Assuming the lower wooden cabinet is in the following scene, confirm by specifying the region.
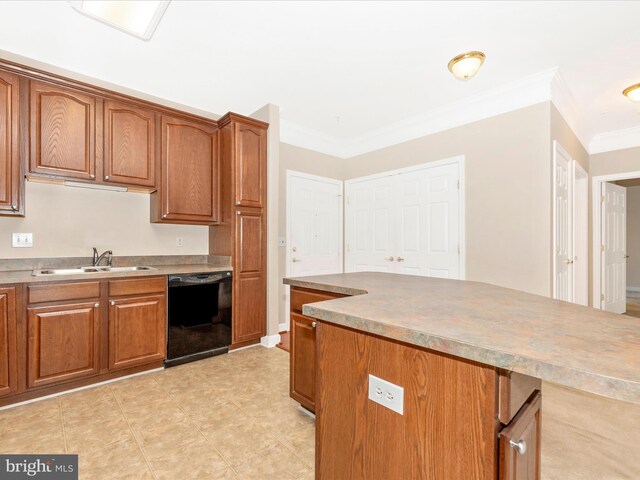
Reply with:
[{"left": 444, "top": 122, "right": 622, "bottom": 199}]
[
  {"left": 27, "top": 301, "right": 101, "bottom": 389},
  {"left": 499, "top": 391, "right": 542, "bottom": 480},
  {"left": 290, "top": 312, "right": 316, "bottom": 411},
  {"left": 289, "top": 287, "right": 347, "bottom": 412},
  {"left": 109, "top": 294, "right": 166, "bottom": 371},
  {"left": 0, "top": 287, "right": 18, "bottom": 397}
]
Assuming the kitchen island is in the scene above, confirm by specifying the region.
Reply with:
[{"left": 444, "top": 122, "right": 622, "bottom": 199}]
[{"left": 284, "top": 272, "right": 640, "bottom": 479}]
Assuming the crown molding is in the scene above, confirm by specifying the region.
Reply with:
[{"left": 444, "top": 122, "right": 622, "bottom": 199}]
[
  {"left": 279, "top": 119, "right": 346, "bottom": 158},
  {"left": 550, "top": 71, "right": 591, "bottom": 151},
  {"left": 280, "top": 69, "right": 559, "bottom": 159},
  {"left": 589, "top": 125, "right": 640, "bottom": 155}
]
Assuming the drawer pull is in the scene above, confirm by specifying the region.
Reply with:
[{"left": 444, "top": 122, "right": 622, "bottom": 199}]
[
  {"left": 111, "top": 301, "right": 115, "bottom": 306},
  {"left": 311, "top": 321, "right": 317, "bottom": 328},
  {"left": 509, "top": 439, "right": 527, "bottom": 455},
  {"left": 94, "top": 303, "right": 100, "bottom": 308}
]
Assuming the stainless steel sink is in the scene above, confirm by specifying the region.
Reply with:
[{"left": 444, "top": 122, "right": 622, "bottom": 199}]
[{"left": 32, "top": 266, "right": 157, "bottom": 276}]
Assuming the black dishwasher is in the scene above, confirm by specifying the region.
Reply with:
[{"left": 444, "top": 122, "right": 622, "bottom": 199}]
[{"left": 165, "top": 271, "right": 232, "bottom": 367}]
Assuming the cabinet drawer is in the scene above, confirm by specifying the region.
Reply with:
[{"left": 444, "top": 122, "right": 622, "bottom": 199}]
[
  {"left": 498, "top": 370, "right": 542, "bottom": 424},
  {"left": 28, "top": 281, "right": 101, "bottom": 304},
  {"left": 290, "top": 287, "right": 347, "bottom": 313},
  {"left": 108, "top": 277, "right": 166, "bottom": 297}
]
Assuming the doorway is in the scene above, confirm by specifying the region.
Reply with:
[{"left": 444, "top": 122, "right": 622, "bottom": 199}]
[
  {"left": 592, "top": 170, "right": 640, "bottom": 314},
  {"left": 284, "top": 170, "right": 343, "bottom": 330}
]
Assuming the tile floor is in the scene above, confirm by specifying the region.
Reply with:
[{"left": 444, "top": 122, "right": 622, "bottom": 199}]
[{"left": 0, "top": 347, "right": 314, "bottom": 480}]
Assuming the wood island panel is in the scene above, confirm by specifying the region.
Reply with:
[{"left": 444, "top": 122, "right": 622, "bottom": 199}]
[{"left": 316, "top": 320, "right": 499, "bottom": 479}]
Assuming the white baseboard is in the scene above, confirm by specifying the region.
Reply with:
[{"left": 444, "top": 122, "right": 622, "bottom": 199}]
[
  {"left": 260, "top": 333, "right": 281, "bottom": 348},
  {"left": 278, "top": 322, "right": 288, "bottom": 333}
]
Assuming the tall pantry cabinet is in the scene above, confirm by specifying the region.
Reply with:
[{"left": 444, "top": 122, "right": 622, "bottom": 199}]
[{"left": 210, "top": 113, "right": 268, "bottom": 348}]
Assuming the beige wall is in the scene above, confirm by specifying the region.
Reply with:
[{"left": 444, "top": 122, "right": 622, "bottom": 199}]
[
  {"left": 590, "top": 146, "right": 640, "bottom": 177},
  {"left": 278, "top": 143, "right": 345, "bottom": 326},
  {"left": 0, "top": 181, "right": 209, "bottom": 258},
  {"left": 626, "top": 186, "right": 640, "bottom": 289},
  {"left": 345, "top": 103, "right": 552, "bottom": 297}
]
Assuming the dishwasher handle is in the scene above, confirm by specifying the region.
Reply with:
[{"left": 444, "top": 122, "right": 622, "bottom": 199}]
[{"left": 169, "top": 271, "right": 232, "bottom": 285}]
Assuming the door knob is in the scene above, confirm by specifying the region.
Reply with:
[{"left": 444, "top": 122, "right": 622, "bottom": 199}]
[
  {"left": 292, "top": 258, "right": 301, "bottom": 263},
  {"left": 292, "top": 246, "right": 297, "bottom": 252},
  {"left": 563, "top": 259, "right": 574, "bottom": 264},
  {"left": 396, "top": 257, "right": 405, "bottom": 262},
  {"left": 385, "top": 256, "right": 394, "bottom": 261},
  {"left": 509, "top": 439, "right": 527, "bottom": 456},
  {"left": 625, "top": 255, "right": 630, "bottom": 259}
]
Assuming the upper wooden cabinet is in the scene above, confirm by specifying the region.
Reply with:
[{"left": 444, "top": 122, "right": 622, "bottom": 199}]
[
  {"left": 0, "top": 70, "right": 22, "bottom": 216},
  {"left": 234, "top": 122, "right": 266, "bottom": 208},
  {"left": 30, "top": 81, "right": 96, "bottom": 180},
  {"left": 103, "top": 100, "right": 156, "bottom": 188},
  {"left": 151, "top": 115, "right": 219, "bottom": 224},
  {"left": 0, "top": 287, "right": 19, "bottom": 398}
]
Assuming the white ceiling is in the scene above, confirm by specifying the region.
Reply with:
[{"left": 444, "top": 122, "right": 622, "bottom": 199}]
[{"left": 0, "top": 1, "right": 639, "bottom": 156}]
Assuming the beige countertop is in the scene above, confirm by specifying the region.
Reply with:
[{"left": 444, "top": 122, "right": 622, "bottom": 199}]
[
  {"left": 284, "top": 272, "right": 640, "bottom": 404},
  {"left": 0, "top": 264, "right": 232, "bottom": 285}
]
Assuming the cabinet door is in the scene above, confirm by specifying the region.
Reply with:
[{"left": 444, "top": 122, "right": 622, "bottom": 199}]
[
  {"left": 234, "top": 123, "right": 265, "bottom": 208},
  {"left": 104, "top": 100, "right": 156, "bottom": 187},
  {"left": 0, "top": 287, "right": 18, "bottom": 398},
  {"left": 499, "top": 391, "right": 542, "bottom": 480},
  {"left": 158, "top": 115, "right": 218, "bottom": 223},
  {"left": 290, "top": 312, "right": 316, "bottom": 411},
  {"left": 27, "top": 302, "right": 101, "bottom": 389},
  {"left": 109, "top": 294, "right": 166, "bottom": 371},
  {"left": 0, "top": 71, "right": 21, "bottom": 215},
  {"left": 233, "top": 210, "right": 266, "bottom": 343},
  {"left": 30, "top": 81, "right": 96, "bottom": 180}
]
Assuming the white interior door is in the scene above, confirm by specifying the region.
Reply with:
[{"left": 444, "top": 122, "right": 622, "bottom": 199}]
[
  {"left": 602, "top": 182, "right": 627, "bottom": 313},
  {"left": 573, "top": 163, "right": 589, "bottom": 306},
  {"left": 346, "top": 176, "right": 396, "bottom": 272},
  {"left": 346, "top": 159, "right": 462, "bottom": 279},
  {"left": 288, "top": 172, "right": 343, "bottom": 277},
  {"left": 553, "top": 142, "right": 573, "bottom": 302}
]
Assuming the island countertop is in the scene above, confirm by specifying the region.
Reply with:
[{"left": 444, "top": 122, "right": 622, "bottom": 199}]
[{"left": 284, "top": 272, "right": 640, "bottom": 404}]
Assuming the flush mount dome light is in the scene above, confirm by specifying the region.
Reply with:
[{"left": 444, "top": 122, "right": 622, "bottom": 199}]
[
  {"left": 448, "top": 51, "right": 486, "bottom": 80},
  {"left": 623, "top": 83, "right": 640, "bottom": 102},
  {"left": 69, "top": 1, "right": 170, "bottom": 40}
]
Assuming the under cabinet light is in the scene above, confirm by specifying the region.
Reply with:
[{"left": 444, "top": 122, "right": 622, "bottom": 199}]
[
  {"left": 68, "top": 1, "right": 170, "bottom": 40},
  {"left": 64, "top": 181, "right": 128, "bottom": 192}
]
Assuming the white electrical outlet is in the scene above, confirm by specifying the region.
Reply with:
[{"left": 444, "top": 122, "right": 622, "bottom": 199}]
[
  {"left": 176, "top": 237, "right": 184, "bottom": 247},
  {"left": 12, "top": 233, "right": 33, "bottom": 248},
  {"left": 368, "top": 374, "right": 404, "bottom": 415}
]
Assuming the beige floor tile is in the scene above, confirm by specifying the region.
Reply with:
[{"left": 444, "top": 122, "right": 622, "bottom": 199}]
[
  {"left": 65, "top": 415, "right": 134, "bottom": 454},
  {"left": 78, "top": 437, "right": 153, "bottom": 480},
  {"left": 123, "top": 401, "right": 188, "bottom": 429},
  {"left": 202, "top": 421, "right": 280, "bottom": 468},
  {"left": 232, "top": 442, "right": 312, "bottom": 480},
  {"left": 276, "top": 422, "right": 315, "bottom": 467},
  {"left": 250, "top": 403, "right": 315, "bottom": 435},
  {"left": 134, "top": 418, "right": 204, "bottom": 460},
  {"left": 147, "top": 435, "right": 230, "bottom": 480},
  {"left": 0, "top": 398, "right": 62, "bottom": 435},
  {"left": 0, "top": 424, "right": 66, "bottom": 454},
  {"left": 188, "top": 400, "right": 251, "bottom": 432}
]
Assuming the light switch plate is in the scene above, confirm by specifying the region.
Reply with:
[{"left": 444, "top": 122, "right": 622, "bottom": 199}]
[
  {"left": 368, "top": 374, "right": 404, "bottom": 415},
  {"left": 12, "top": 233, "right": 33, "bottom": 248}
]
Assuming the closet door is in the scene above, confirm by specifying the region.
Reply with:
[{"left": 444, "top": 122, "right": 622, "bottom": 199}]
[
  {"left": 345, "top": 176, "right": 396, "bottom": 273},
  {"left": 346, "top": 162, "right": 461, "bottom": 279}
]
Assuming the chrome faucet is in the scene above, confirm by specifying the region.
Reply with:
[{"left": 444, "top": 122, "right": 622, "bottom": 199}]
[{"left": 92, "top": 248, "right": 113, "bottom": 267}]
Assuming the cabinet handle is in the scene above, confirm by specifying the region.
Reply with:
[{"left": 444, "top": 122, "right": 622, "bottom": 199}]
[
  {"left": 90, "top": 174, "right": 95, "bottom": 179},
  {"left": 236, "top": 211, "right": 241, "bottom": 215},
  {"left": 385, "top": 256, "right": 394, "bottom": 261},
  {"left": 162, "top": 214, "right": 167, "bottom": 218},
  {"left": 94, "top": 303, "right": 100, "bottom": 308},
  {"left": 311, "top": 321, "right": 317, "bottom": 328},
  {"left": 105, "top": 175, "right": 110, "bottom": 180},
  {"left": 396, "top": 257, "right": 405, "bottom": 262},
  {"left": 235, "top": 201, "right": 241, "bottom": 206},
  {"left": 509, "top": 439, "right": 527, "bottom": 456},
  {"left": 110, "top": 301, "right": 115, "bottom": 306},
  {"left": 11, "top": 204, "right": 17, "bottom": 211}
]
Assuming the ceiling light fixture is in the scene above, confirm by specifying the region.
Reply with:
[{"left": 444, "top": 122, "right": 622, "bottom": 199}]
[
  {"left": 69, "top": 1, "right": 170, "bottom": 40},
  {"left": 623, "top": 83, "right": 640, "bottom": 102},
  {"left": 448, "top": 51, "right": 486, "bottom": 80}
]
